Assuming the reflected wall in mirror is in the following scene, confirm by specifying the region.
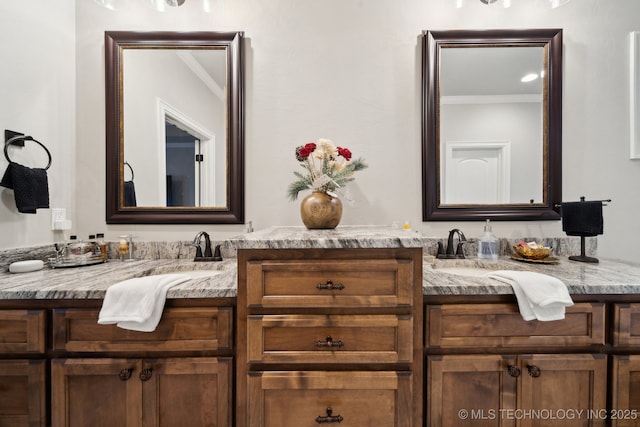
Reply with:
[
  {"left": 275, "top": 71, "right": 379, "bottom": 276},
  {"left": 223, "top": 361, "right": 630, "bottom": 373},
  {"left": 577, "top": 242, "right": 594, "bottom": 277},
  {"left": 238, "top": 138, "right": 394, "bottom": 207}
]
[
  {"left": 422, "top": 29, "right": 562, "bottom": 221},
  {"left": 106, "top": 31, "right": 244, "bottom": 224}
]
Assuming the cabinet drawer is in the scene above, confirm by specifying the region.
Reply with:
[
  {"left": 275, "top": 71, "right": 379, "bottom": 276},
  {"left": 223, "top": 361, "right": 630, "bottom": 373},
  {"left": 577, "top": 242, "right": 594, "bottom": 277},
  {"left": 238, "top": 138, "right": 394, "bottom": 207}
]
[
  {"left": 247, "top": 371, "right": 413, "bottom": 427},
  {"left": 613, "top": 304, "right": 640, "bottom": 347},
  {"left": 52, "top": 307, "right": 232, "bottom": 353},
  {"left": 247, "top": 314, "right": 413, "bottom": 364},
  {"left": 426, "top": 302, "right": 605, "bottom": 349},
  {"left": 245, "top": 259, "right": 414, "bottom": 308},
  {"left": 0, "top": 310, "right": 46, "bottom": 354}
]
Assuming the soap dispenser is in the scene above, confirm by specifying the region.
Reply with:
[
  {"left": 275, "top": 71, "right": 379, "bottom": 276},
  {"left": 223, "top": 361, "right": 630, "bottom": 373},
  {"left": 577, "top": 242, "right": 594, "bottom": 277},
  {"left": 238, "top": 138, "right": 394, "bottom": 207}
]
[{"left": 478, "top": 219, "right": 499, "bottom": 261}]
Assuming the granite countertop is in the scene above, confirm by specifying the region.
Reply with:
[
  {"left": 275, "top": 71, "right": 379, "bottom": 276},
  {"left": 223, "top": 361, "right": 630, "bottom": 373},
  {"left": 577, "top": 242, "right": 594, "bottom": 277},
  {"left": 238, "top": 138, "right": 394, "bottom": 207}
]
[
  {"left": 2, "top": 226, "right": 640, "bottom": 299},
  {"left": 0, "top": 259, "right": 238, "bottom": 300},
  {"left": 423, "top": 257, "right": 640, "bottom": 295}
]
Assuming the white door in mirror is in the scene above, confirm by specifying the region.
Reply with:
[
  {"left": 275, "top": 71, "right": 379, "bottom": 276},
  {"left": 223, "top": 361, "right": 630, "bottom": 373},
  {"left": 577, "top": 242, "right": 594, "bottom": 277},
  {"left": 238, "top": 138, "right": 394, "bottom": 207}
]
[{"left": 9, "top": 260, "right": 44, "bottom": 273}]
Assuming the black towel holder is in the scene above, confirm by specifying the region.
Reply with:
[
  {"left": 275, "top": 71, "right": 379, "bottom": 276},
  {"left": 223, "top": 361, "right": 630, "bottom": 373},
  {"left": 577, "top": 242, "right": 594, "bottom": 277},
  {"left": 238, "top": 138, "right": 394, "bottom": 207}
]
[{"left": 4, "top": 135, "right": 52, "bottom": 170}]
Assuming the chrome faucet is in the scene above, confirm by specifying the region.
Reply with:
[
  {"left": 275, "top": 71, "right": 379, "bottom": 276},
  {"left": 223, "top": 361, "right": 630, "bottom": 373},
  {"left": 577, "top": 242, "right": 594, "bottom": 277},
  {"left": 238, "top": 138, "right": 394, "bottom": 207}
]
[
  {"left": 436, "top": 228, "right": 467, "bottom": 259},
  {"left": 189, "top": 231, "right": 222, "bottom": 262}
]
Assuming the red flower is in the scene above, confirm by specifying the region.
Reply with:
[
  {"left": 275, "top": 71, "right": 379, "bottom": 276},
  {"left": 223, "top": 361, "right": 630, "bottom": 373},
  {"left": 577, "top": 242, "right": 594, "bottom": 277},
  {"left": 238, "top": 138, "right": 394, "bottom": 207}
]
[
  {"left": 337, "top": 147, "right": 352, "bottom": 161},
  {"left": 295, "top": 142, "right": 317, "bottom": 161}
]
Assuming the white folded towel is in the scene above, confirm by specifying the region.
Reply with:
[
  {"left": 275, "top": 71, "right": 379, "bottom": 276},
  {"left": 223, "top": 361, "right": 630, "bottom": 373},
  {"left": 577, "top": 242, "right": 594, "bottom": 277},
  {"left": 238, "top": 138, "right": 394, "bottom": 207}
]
[
  {"left": 98, "top": 274, "right": 190, "bottom": 332},
  {"left": 487, "top": 270, "right": 574, "bottom": 321}
]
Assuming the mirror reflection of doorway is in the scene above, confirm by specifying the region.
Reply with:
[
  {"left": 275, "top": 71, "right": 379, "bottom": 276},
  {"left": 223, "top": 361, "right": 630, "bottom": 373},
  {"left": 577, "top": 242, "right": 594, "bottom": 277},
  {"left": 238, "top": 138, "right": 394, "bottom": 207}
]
[
  {"left": 165, "top": 122, "right": 200, "bottom": 206},
  {"left": 158, "top": 98, "right": 216, "bottom": 208},
  {"left": 443, "top": 141, "right": 511, "bottom": 204}
]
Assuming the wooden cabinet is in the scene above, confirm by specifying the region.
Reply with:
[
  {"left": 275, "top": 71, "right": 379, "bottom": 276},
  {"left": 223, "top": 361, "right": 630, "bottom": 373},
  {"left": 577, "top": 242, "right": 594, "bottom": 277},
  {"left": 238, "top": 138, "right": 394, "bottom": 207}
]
[
  {"left": 52, "top": 307, "right": 233, "bottom": 353},
  {"left": 425, "top": 301, "right": 608, "bottom": 427},
  {"left": 0, "top": 359, "right": 46, "bottom": 427},
  {"left": 51, "top": 357, "right": 232, "bottom": 427},
  {"left": 237, "top": 248, "right": 423, "bottom": 427},
  {"left": 428, "top": 353, "right": 606, "bottom": 427},
  {"left": 0, "top": 310, "right": 47, "bottom": 427},
  {"left": 611, "top": 355, "right": 640, "bottom": 427},
  {"left": 248, "top": 371, "right": 413, "bottom": 426},
  {"left": 426, "top": 302, "right": 606, "bottom": 350},
  {"left": 611, "top": 303, "right": 640, "bottom": 426},
  {"left": 50, "top": 305, "right": 233, "bottom": 427}
]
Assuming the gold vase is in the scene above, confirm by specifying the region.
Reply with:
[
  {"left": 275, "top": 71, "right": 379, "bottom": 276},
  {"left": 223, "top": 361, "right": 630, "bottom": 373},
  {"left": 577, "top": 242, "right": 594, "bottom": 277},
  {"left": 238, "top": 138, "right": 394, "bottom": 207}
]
[{"left": 300, "top": 191, "right": 342, "bottom": 229}]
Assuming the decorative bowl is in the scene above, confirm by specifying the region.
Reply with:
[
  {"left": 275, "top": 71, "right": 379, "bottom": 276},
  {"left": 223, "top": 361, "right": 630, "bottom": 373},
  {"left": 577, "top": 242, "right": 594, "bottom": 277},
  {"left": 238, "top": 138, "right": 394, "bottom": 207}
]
[{"left": 512, "top": 245, "right": 553, "bottom": 260}]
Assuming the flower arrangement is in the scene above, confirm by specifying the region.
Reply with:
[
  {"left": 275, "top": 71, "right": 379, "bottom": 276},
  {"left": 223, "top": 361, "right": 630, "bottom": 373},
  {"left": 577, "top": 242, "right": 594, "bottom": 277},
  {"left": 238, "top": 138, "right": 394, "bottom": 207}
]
[{"left": 287, "top": 138, "right": 368, "bottom": 201}]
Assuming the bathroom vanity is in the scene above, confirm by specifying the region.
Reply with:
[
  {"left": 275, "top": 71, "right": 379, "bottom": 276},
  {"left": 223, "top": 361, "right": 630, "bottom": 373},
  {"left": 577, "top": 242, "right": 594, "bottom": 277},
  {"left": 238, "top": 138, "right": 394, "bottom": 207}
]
[
  {"left": 2, "top": 226, "right": 640, "bottom": 426},
  {"left": 236, "top": 247, "right": 423, "bottom": 426}
]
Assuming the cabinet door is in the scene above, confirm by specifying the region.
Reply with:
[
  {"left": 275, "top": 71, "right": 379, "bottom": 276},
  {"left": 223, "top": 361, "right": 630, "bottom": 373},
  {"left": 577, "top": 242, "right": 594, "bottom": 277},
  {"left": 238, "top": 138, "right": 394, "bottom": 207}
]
[
  {"left": 248, "top": 371, "right": 413, "bottom": 427},
  {"left": 518, "top": 354, "right": 607, "bottom": 427},
  {"left": 427, "top": 355, "right": 517, "bottom": 427},
  {"left": 0, "top": 359, "right": 46, "bottom": 427},
  {"left": 611, "top": 355, "right": 640, "bottom": 427},
  {"left": 51, "top": 358, "right": 142, "bottom": 427},
  {"left": 141, "top": 357, "right": 232, "bottom": 427}
]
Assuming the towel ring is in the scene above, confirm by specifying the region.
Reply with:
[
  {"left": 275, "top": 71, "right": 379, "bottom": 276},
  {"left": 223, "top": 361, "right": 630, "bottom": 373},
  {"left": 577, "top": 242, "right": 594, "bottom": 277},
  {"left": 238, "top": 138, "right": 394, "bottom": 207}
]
[
  {"left": 4, "top": 135, "right": 52, "bottom": 170},
  {"left": 124, "top": 161, "right": 134, "bottom": 181}
]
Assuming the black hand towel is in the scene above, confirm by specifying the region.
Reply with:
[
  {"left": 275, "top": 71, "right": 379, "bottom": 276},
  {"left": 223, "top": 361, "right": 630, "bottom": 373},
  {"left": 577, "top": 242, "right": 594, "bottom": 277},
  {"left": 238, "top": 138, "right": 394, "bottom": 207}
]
[
  {"left": 123, "top": 180, "right": 137, "bottom": 207},
  {"left": 0, "top": 162, "right": 50, "bottom": 214},
  {"left": 561, "top": 201, "right": 603, "bottom": 237}
]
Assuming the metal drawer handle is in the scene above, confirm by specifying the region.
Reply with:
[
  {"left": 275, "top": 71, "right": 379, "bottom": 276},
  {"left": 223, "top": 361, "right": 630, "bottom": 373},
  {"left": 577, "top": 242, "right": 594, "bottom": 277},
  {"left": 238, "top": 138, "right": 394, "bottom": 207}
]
[
  {"left": 507, "top": 365, "right": 521, "bottom": 378},
  {"left": 118, "top": 368, "right": 133, "bottom": 381},
  {"left": 139, "top": 368, "right": 153, "bottom": 381},
  {"left": 316, "top": 280, "right": 345, "bottom": 291},
  {"left": 526, "top": 365, "right": 541, "bottom": 378},
  {"left": 316, "top": 335, "right": 344, "bottom": 348},
  {"left": 316, "top": 407, "right": 343, "bottom": 424}
]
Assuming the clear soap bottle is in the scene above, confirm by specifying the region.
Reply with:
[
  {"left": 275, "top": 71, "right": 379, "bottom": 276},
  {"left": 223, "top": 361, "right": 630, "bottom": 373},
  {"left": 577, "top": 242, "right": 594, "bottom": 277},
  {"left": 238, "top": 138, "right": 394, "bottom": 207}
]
[{"left": 478, "top": 219, "right": 499, "bottom": 261}]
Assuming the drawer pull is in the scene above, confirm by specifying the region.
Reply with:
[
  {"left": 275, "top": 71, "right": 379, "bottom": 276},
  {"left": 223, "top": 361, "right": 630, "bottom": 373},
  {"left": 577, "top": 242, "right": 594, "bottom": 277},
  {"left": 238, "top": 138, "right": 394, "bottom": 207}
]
[
  {"left": 118, "top": 368, "right": 133, "bottom": 381},
  {"left": 139, "top": 368, "right": 153, "bottom": 381},
  {"left": 316, "top": 335, "right": 344, "bottom": 348},
  {"left": 507, "top": 365, "right": 521, "bottom": 378},
  {"left": 315, "top": 407, "right": 343, "bottom": 424},
  {"left": 526, "top": 365, "right": 541, "bottom": 378},
  {"left": 316, "top": 280, "right": 345, "bottom": 291}
]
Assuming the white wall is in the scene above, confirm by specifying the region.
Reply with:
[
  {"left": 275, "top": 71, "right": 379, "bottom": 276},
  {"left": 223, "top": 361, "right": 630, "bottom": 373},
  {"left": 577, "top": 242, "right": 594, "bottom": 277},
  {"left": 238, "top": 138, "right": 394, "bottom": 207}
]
[
  {"left": 0, "top": 1, "right": 75, "bottom": 249},
  {"left": 2, "top": 0, "right": 640, "bottom": 265}
]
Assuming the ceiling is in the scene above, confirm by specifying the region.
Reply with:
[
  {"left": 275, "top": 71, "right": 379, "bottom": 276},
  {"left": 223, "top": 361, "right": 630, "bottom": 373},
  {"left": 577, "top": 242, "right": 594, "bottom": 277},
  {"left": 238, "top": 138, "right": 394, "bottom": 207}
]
[{"left": 440, "top": 46, "right": 544, "bottom": 97}]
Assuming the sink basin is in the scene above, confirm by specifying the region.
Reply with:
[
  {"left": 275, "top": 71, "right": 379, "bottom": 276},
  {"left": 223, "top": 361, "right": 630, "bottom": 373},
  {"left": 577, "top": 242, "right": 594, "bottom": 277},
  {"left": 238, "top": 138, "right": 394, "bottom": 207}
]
[
  {"left": 434, "top": 267, "right": 495, "bottom": 277},
  {"left": 139, "top": 264, "right": 224, "bottom": 279},
  {"left": 427, "top": 259, "right": 518, "bottom": 277},
  {"left": 174, "top": 270, "right": 222, "bottom": 279}
]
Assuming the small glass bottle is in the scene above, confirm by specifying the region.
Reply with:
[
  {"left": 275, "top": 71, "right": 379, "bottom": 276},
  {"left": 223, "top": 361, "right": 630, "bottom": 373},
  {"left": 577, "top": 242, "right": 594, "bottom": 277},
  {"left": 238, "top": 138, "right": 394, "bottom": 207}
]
[
  {"left": 118, "top": 235, "right": 129, "bottom": 261},
  {"left": 96, "top": 233, "right": 107, "bottom": 261}
]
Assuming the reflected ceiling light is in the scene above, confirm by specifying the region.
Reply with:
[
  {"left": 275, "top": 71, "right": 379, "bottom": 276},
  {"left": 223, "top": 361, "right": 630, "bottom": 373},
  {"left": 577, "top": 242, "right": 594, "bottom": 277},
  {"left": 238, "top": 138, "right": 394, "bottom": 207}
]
[
  {"left": 94, "top": 0, "right": 189, "bottom": 11},
  {"left": 93, "top": 0, "right": 117, "bottom": 10},
  {"left": 521, "top": 73, "right": 539, "bottom": 83},
  {"left": 550, "top": 0, "right": 572, "bottom": 7},
  {"left": 149, "top": 0, "right": 185, "bottom": 11}
]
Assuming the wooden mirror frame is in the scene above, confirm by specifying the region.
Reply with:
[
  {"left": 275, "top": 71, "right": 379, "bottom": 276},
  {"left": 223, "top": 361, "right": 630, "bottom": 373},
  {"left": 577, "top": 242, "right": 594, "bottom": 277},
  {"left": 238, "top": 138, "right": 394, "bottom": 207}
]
[
  {"left": 421, "top": 29, "right": 562, "bottom": 221},
  {"left": 105, "top": 31, "right": 244, "bottom": 224}
]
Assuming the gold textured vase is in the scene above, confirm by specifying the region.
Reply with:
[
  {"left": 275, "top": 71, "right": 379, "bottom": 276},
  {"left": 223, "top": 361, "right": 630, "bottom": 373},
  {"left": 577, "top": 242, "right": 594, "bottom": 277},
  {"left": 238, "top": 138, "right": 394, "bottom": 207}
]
[{"left": 300, "top": 191, "right": 342, "bottom": 229}]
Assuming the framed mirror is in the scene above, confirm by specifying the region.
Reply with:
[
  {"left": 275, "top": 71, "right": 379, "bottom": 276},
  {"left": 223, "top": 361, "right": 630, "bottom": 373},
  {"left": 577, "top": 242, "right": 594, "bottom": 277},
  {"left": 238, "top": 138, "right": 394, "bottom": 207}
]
[
  {"left": 105, "top": 31, "right": 244, "bottom": 224},
  {"left": 422, "top": 29, "right": 562, "bottom": 221}
]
